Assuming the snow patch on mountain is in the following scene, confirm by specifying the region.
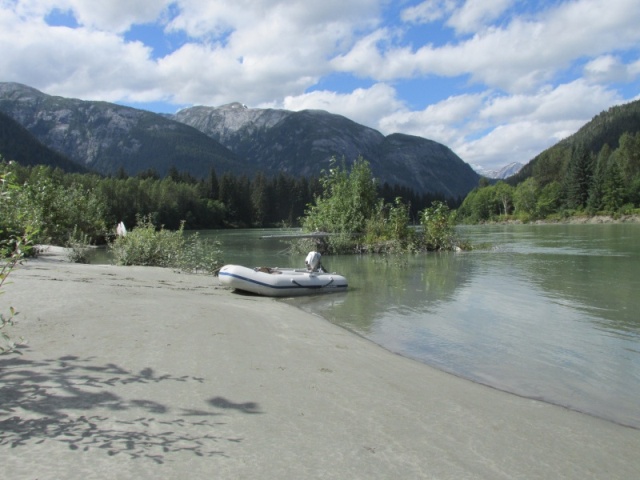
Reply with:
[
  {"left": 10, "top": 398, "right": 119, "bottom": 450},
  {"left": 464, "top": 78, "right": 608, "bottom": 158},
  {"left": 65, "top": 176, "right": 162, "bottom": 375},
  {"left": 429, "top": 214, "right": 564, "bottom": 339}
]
[{"left": 473, "top": 162, "right": 523, "bottom": 179}]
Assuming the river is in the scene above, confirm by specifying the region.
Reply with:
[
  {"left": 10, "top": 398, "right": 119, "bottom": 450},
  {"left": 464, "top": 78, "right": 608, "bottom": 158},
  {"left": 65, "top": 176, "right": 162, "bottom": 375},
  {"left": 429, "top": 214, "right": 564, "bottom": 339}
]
[{"left": 196, "top": 224, "right": 640, "bottom": 428}]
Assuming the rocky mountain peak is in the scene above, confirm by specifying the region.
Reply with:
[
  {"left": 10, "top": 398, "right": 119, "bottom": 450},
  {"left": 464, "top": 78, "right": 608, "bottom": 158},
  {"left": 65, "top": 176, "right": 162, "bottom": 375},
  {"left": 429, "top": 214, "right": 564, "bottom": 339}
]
[{"left": 1, "top": 82, "right": 480, "bottom": 198}]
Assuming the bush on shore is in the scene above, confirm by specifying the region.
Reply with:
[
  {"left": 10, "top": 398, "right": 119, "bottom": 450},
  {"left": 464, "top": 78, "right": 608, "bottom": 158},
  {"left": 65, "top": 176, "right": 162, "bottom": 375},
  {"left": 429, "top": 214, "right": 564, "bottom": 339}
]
[{"left": 109, "top": 215, "right": 223, "bottom": 274}]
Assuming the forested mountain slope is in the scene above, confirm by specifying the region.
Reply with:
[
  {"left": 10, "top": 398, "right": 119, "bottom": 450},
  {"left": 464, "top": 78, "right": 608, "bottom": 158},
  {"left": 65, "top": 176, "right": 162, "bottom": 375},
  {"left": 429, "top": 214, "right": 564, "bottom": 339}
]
[
  {"left": 0, "top": 110, "right": 87, "bottom": 173},
  {"left": 0, "top": 83, "right": 247, "bottom": 178},
  {"left": 511, "top": 99, "right": 640, "bottom": 185},
  {"left": 458, "top": 99, "right": 640, "bottom": 223}
]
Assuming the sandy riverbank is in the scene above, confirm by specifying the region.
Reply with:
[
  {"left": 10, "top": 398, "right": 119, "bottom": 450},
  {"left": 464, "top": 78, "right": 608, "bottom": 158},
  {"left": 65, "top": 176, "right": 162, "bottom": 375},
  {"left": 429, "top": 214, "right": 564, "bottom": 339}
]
[{"left": 2, "top": 253, "right": 639, "bottom": 479}]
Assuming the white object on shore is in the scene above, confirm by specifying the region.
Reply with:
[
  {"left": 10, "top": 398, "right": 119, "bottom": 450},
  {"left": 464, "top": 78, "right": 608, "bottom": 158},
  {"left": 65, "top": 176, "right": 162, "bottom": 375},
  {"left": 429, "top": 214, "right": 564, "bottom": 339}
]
[
  {"left": 116, "top": 221, "right": 127, "bottom": 237},
  {"left": 218, "top": 264, "right": 347, "bottom": 297}
]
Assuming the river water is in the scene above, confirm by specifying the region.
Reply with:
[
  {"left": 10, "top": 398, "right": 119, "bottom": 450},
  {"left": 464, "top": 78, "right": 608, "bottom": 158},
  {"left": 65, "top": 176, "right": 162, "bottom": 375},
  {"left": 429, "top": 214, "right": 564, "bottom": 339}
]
[{"left": 203, "top": 224, "right": 640, "bottom": 427}]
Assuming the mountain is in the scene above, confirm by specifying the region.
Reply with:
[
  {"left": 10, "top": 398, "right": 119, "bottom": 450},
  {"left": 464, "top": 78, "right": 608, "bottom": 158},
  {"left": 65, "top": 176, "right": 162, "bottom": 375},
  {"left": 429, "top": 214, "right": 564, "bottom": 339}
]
[
  {"left": 511, "top": 99, "right": 640, "bottom": 185},
  {"left": 0, "top": 83, "right": 480, "bottom": 198},
  {"left": 173, "top": 104, "right": 383, "bottom": 176},
  {"left": 172, "top": 103, "right": 479, "bottom": 198},
  {"left": 473, "top": 162, "right": 523, "bottom": 179},
  {"left": 0, "top": 82, "right": 247, "bottom": 178},
  {"left": 0, "top": 110, "right": 87, "bottom": 173}
]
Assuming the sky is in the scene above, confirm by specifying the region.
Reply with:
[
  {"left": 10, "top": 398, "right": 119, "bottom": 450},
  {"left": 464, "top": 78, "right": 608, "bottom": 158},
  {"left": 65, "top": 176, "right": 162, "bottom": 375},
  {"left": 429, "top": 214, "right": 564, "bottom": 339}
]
[{"left": 1, "top": 0, "right": 639, "bottom": 172}]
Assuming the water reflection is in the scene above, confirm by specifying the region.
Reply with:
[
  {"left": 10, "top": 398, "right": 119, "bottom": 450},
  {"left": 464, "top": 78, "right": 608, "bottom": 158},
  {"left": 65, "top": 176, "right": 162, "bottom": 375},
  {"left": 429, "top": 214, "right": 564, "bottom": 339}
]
[
  {"left": 157, "top": 225, "right": 640, "bottom": 427},
  {"left": 285, "top": 224, "right": 640, "bottom": 427},
  {"left": 302, "top": 253, "right": 473, "bottom": 334}
]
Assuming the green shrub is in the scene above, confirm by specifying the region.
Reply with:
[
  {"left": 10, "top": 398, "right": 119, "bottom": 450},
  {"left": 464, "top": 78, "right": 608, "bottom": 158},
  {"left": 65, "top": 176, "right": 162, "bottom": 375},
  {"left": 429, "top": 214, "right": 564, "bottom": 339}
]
[
  {"left": 1, "top": 161, "right": 106, "bottom": 246},
  {"left": 620, "top": 203, "right": 636, "bottom": 215},
  {"left": 65, "top": 226, "right": 92, "bottom": 264},
  {"left": 302, "top": 158, "right": 423, "bottom": 254},
  {"left": 109, "top": 215, "right": 223, "bottom": 273},
  {"left": 1, "top": 163, "right": 36, "bottom": 353},
  {"left": 419, "top": 201, "right": 458, "bottom": 251},
  {"left": 0, "top": 162, "right": 29, "bottom": 245},
  {"left": 1, "top": 235, "right": 31, "bottom": 354},
  {"left": 110, "top": 215, "right": 185, "bottom": 267},
  {"left": 363, "top": 197, "right": 414, "bottom": 253},
  {"left": 302, "top": 157, "right": 378, "bottom": 252},
  {"left": 177, "top": 232, "right": 224, "bottom": 274}
]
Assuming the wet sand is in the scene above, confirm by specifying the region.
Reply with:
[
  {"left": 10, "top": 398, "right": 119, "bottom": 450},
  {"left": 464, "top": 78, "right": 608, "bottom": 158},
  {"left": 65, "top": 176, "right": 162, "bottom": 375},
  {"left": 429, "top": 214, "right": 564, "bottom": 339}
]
[{"left": 2, "top": 251, "right": 639, "bottom": 479}]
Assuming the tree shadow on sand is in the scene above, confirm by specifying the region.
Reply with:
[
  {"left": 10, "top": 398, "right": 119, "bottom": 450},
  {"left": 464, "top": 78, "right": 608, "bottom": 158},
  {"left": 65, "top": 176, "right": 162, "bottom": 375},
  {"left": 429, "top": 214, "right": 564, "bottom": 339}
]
[{"left": 0, "top": 353, "right": 262, "bottom": 464}]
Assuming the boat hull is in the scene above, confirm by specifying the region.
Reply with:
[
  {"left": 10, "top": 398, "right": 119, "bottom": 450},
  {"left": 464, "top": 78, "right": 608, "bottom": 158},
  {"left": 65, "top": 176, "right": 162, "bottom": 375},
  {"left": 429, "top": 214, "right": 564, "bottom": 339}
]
[{"left": 218, "top": 265, "right": 348, "bottom": 297}]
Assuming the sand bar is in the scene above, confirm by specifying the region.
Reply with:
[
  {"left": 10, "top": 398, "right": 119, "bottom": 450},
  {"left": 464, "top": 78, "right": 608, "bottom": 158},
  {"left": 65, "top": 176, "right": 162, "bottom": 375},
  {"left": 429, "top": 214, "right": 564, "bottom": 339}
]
[{"left": 2, "top": 252, "right": 639, "bottom": 479}]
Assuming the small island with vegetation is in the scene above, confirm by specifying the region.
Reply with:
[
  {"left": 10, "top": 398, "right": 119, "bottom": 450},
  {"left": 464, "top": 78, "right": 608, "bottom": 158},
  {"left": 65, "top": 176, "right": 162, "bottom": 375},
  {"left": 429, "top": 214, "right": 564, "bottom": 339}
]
[{"left": 295, "top": 157, "right": 466, "bottom": 255}]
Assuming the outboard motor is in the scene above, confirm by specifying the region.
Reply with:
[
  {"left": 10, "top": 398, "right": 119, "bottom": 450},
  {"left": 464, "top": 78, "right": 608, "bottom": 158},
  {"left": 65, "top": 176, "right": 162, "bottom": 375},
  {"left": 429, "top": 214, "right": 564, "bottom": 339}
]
[{"left": 305, "top": 251, "right": 323, "bottom": 272}]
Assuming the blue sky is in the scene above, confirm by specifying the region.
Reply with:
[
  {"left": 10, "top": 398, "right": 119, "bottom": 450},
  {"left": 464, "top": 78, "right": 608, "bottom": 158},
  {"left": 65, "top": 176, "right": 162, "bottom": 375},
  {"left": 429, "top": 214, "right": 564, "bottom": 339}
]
[{"left": 1, "top": 0, "right": 639, "bottom": 172}]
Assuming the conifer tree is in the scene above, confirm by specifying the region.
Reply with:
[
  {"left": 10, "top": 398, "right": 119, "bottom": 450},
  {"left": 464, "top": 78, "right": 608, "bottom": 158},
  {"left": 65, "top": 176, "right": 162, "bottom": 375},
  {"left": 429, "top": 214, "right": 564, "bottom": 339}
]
[
  {"left": 564, "top": 144, "right": 593, "bottom": 209},
  {"left": 602, "top": 160, "right": 626, "bottom": 211},
  {"left": 587, "top": 144, "right": 611, "bottom": 212}
]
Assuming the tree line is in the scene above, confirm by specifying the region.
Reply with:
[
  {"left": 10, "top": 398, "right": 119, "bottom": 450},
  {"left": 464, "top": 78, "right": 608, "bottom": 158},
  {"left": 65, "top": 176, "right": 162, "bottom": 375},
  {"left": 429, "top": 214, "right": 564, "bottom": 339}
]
[
  {"left": 1, "top": 157, "right": 454, "bottom": 248},
  {"left": 457, "top": 131, "right": 640, "bottom": 222}
]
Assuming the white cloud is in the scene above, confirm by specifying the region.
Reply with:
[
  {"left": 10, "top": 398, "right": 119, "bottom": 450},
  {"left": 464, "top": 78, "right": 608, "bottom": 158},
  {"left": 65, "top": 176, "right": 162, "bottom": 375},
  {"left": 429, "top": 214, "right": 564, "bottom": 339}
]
[
  {"left": 378, "top": 93, "right": 485, "bottom": 145},
  {"left": 156, "top": 42, "right": 322, "bottom": 106},
  {"left": 67, "top": 0, "right": 170, "bottom": 32},
  {"left": 480, "top": 80, "right": 622, "bottom": 123},
  {"left": 279, "top": 83, "right": 404, "bottom": 129},
  {"left": 457, "top": 120, "right": 575, "bottom": 169},
  {"left": 168, "top": 0, "right": 380, "bottom": 41},
  {"left": 401, "top": 0, "right": 457, "bottom": 24},
  {"left": 336, "top": 0, "right": 640, "bottom": 94},
  {"left": 167, "top": 0, "right": 268, "bottom": 39},
  {"left": 156, "top": 0, "right": 382, "bottom": 105},
  {"left": 461, "top": 80, "right": 622, "bottom": 167},
  {"left": 447, "top": 0, "right": 513, "bottom": 34},
  {"left": 584, "top": 55, "right": 633, "bottom": 84},
  {"left": 0, "top": 0, "right": 383, "bottom": 107},
  {"left": 12, "top": 0, "right": 171, "bottom": 32},
  {"left": 400, "top": 0, "right": 515, "bottom": 35},
  {"left": 330, "top": 29, "right": 393, "bottom": 78},
  {"left": 80, "top": 0, "right": 170, "bottom": 32},
  {"left": 372, "top": 79, "right": 623, "bottom": 170},
  {"left": 0, "top": 9, "right": 159, "bottom": 100}
]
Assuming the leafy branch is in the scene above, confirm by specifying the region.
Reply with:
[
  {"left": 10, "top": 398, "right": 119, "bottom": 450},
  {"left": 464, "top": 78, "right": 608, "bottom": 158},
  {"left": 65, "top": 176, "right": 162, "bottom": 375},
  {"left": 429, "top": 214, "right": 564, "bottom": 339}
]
[
  {"left": 0, "top": 235, "right": 31, "bottom": 354},
  {"left": 1, "top": 163, "right": 34, "bottom": 354}
]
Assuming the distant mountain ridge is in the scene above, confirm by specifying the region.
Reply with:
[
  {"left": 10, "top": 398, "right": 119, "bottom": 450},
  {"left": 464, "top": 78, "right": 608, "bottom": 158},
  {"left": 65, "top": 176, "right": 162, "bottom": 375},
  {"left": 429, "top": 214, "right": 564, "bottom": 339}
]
[
  {"left": 172, "top": 103, "right": 383, "bottom": 177},
  {"left": 0, "top": 82, "right": 480, "bottom": 198},
  {"left": 473, "top": 162, "right": 523, "bottom": 179},
  {"left": 0, "top": 82, "right": 248, "bottom": 178},
  {"left": 171, "top": 103, "right": 479, "bottom": 198}
]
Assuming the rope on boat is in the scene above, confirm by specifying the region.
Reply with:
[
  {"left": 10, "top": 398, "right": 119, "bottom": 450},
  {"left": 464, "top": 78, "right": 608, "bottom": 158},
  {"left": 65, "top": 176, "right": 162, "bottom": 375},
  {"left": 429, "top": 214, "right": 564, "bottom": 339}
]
[{"left": 291, "top": 277, "right": 334, "bottom": 289}]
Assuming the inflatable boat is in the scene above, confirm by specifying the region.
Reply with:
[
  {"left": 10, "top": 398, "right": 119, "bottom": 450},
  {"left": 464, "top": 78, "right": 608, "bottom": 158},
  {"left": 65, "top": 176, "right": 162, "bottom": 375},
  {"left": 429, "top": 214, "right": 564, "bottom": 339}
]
[{"left": 218, "top": 264, "right": 348, "bottom": 297}]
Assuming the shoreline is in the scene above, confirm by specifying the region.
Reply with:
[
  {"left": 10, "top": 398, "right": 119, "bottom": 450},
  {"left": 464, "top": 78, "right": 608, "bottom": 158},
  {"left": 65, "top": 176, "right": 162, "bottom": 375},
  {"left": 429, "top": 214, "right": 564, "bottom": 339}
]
[
  {"left": 471, "top": 213, "right": 640, "bottom": 225},
  {"left": 2, "top": 256, "right": 640, "bottom": 479}
]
